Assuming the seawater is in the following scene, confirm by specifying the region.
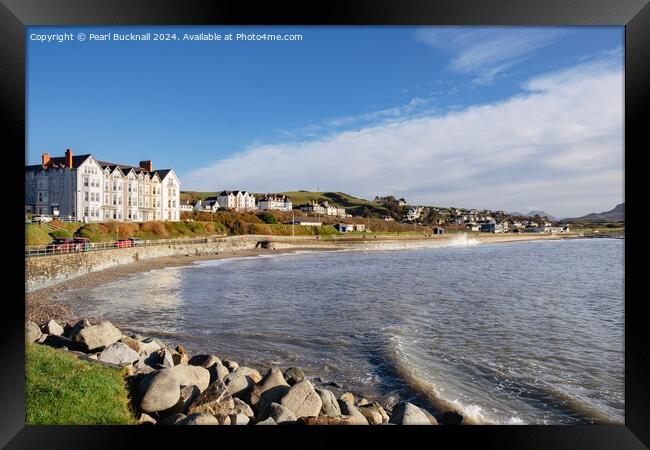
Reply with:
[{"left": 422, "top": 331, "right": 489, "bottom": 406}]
[{"left": 59, "top": 237, "right": 624, "bottom": 424}]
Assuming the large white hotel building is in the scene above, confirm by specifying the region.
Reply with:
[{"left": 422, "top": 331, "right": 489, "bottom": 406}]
[{"left": 25, "top": 148, "right": 181, "bottom": 222}]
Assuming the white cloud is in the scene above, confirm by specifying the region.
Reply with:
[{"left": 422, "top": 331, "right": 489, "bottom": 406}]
[
  {"left": 182, "top": 56, "right": 623, "bottom": 219},
  {"left": 413, "top": 27, "right": 566, "bottom": 84}
]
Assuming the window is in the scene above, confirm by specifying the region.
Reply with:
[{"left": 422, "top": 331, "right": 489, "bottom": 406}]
[
  {"left": 84, "top": 192, "right": 89, "bottom": 201},
  {"left": 83, "top": 177, "right": 89, "bottom": 187}
]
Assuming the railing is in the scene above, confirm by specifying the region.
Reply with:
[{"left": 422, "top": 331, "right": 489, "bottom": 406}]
[{"left": 25, "top": 235, "right": 227, "bottom": 258}]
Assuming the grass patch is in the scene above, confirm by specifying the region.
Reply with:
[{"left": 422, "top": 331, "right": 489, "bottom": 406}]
[{"left": 26, "top": 343, "right": 137, "bottom": 425}]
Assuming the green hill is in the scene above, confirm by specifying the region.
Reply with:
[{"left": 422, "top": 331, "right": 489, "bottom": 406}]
[{"left": 279, "top": 191, "right": 390, "bottom": 216}]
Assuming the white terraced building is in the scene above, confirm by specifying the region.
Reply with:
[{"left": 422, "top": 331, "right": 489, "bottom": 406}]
[
  {"left": 25, "top": 148, "right": 181, "bottom": 222},
  {"left": 217, "top": 190, "right": 256, "bottom": 212}
]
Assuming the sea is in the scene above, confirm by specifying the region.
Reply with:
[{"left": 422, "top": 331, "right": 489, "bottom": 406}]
[{"left": 58, "top": 236, "right": 624, "bottom": 425}]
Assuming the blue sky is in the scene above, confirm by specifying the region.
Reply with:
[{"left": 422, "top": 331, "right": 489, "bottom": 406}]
[{"left": 27, "top": 26, "right": 624, "bottom": 218}]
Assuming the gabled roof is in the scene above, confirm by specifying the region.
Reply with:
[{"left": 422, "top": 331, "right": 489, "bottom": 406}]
[
  {"left": 219, "top": 190, "right": 248, "bottom": 196},
  {"left": 26, "top": 154, "right": 93, "bottom": 172}
]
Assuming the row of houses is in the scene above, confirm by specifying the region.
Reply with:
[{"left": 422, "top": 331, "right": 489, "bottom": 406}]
[
  {"left": 190, "top": 192, "right": 293, "bottom": 213},
  {"left": 298, "top": 200, "right": 348, "bottom": 217},
  {"left": 290, "top": 216, "right": 366, "bottom": 232},
  {"left": 25, "top": 149, "right": 181, "bottom": 222}
]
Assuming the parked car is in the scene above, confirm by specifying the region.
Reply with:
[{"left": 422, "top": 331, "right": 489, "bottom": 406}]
[
  {"left": 32, "top": 214, "right": 53, "bottom": 223},
  {"left": 128, "top": 237, "right": 144, "bottom": 246},
  {"left": 114, "top": 239, "right": 132, "bottom": 248},
  {"left": 46, "top": 237, "right": 76, "bottom": 252}
]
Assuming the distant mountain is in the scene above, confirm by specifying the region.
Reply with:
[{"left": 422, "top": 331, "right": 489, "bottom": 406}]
[
  {"left": 525, "top": 210, "right": 558, "bottom": 221},
  {"left": 509, "top": 211, "right": 524, "bottom": 216},
  {"left": 566, "top": 203, "right": 624, "bottom": 222}
]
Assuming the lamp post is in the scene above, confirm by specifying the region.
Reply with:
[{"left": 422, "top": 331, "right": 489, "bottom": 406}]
[{"left": 292, "top": 211, "right": 295, "bottom": 237}]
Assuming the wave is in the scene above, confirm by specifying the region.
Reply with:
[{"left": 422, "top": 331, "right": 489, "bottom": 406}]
[{"left": 379, "top": 334, "right": 620, "bottom": 425}]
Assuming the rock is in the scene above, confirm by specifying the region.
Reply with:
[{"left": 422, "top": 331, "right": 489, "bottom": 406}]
[
  {"left": 120, "top": 336, "right": 143, "bottom": 353},
  {"left": 215, "top": 414, "right": 232, "bottom": 425},
  {"left": 297, "top": 415, "right": 357, "bottom": 425},
  {"left": 138, "top": 413, "right": 157, "bottom": 425},
  {"left": 179, "top": 385, "right": 201, "bottom": 414},
  {"left": 176, "top": 345, "right": 187, "bottom": 355},
  {"left": 159, "top": 348, "right": 174, "bottom": 369},
  {"left": 65, "top": 319, "right": 90, "bottom": 339},
  {"left": 439, "top": 411, "right": 462, "bottom": 425},
  {"left": 283, "top": 367, "right": 306, "bottom": 385},
  {"left": 340, "top": 392, "right": 355, "bottom": 404},
  {"left": 172, "top": 353, "right": 189, "bottom": 365},
  {"left": 316, "top": 388, "right": 341, "bottom": 417},
  {"left": 222, "top": 359, "right": 239, "bottom": 372},
  {"left": 99, "top": 342, "right": 140, "bottom": 366},
  {"left": 229, "top": 413, "right": 250, "bottom": 425},
  {"left": 158, "top": 413, "right": 186, "bottom": 425},
  {"left": 224, "top": 369, "right": 256, "bottom": 398},
  {"left": 358, "top": 403, "right": 386, "bottom": 425},
  {"left": 178, "top": 413, "right": 220, "bottom": 425},
  {"left": 25, "top": 321, "right": 42, "bottom": 343},
  {"left": 87, "top": 353, "right": 98, "bottom": 360},
  {"left": 359, "top": 403, "right": 389, "bottom": 424},
  {"left": 249, "top": 367, "right": 290, "bottom": 413},
  {"left": 237, "top": 366, "right": 262, "bottom": 383},
  {"left": 356, "top": 398, "right": 369, "bottom": 406},
  {"left": 256, "top": 417, "right": 277, "bottom": 425},
  {"left": 280, "top": 379, "right": 322, "bottom": 418},
  {"left": 168, "top": 364, "right": 210, "bottom": 392},
  {"left": 338, "top": 399, "right": 369, "bottom": 425},
  {"left": 43, "top": 319, "right": 64, "bottom": 336},
  {"left": 208, "top": 362, "right": 230, "bottom": 384},
  {"left": 139, "top": 338, "right": 162, "bottom": 355},
  {"left": 139, "top": 370, "right": 182, "bottom": 413},
  {"left": 43, "top": 334, "right": 73, "bottom": 349},
  {"left": 260, "top": 402, "right": 297, "bottom": 424},
  {"left": 233, "top": 398, "right": 254, "bottom": 418},
  {"left": 187, "top": 379, "right": 234, "bottom": 416},
  {"left": 37, "top": 333, "right": 48, "bottom": 344},
  {"left": 389, "top": 402, "right": 432, "bottom": 425},
  {"left": 189, "top": 354, "right": 222, "bottom": 368},
  {"left": 72, "top": 321, "right": 122, "bottom": 352}
]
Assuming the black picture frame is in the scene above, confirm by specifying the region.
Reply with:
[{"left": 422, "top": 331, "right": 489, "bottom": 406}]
[{"left": 2, "top": 0, "right": 647, "bottom": 448}]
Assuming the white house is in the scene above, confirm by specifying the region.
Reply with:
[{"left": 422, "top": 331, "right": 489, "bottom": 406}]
[
  {"left": 179, "top": 201, "right": 193, "bottom": 212},
  {"left": 217, "top": 191, "right": 256, "bottom": 212},
  {"left": 292, "top": 217, "right": 322, "bottom": 226},
  {"left": 25, "top": 149, "right": 180, "bottom": 222},
  {"left": 405, "top": 206, "right": 424, "bottom": 222},
  {"left": 258, "top": 194, "right": 292, "bottom": 212}
]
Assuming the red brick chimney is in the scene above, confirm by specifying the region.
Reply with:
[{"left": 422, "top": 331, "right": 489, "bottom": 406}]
[
  {"left": 41, "top": 153, "right": 50, "bottom": 166},
  {"left": 65, "top": 148, "right": 73, "bottom": 168},
  {"left": 139, "top": 160, "right": 153, "bottom": 172}
]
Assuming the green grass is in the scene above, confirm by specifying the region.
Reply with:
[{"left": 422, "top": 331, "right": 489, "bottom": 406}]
[
  {"left": 279, "top": 191, "right": 391, "bottom": 217},
  {"left": 25, "top": 343, "right": 137, "bottom": 425}
]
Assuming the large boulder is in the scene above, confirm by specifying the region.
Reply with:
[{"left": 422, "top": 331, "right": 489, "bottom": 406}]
[
  {"left": 72, "top": 321, "right": 122, "bottom": 352},
  {"left": 188, "top": 354, "right": 222, "bottom": 368},
  {"left": 358, "top": 403, "right": 388, "bottom": 425},
  {"left": 229, "top": 413, "right": 250, "bottom": 425},
  {"left": 279, "top": 379, "right": 322, "bottom": 418},
  {"left": 316, "top": 388, "right": 341, "bottom": 417},
  {"left": 99, "top": 342, "right": 140, "bottom": 366},
  {"left": 340, "top": 392, "right": 355, "bottom": 404},
  {"left": 187, "top": 379, "right": 234, "bottom": 416},
  {"left": 283, "top": 367, "right": 306, "bottom": 386},
  {"left": 138, "top": 338, "right": 162, "bottom": 355},
  {"left": 297, "top": 415, "right": 357, "bottom": 425},
  {"left": 233, "top": 398, "right": 254, "bottom": 418},
  {"left": 25, "top": 321, "right": 42, "bottom": 343},
  {"left": 256, "top": 417, "right": 277, "bottom": 425},
  {"left": 338, "top": 399, "right": 369, "bottom": 425},
  {"left": 249, "top": 367, "right": 290, "bottom": 413},
  {"left": 208, "top": 362, "right": 230, "bottom": 384},
  {"left": 178, "top": 413, "right": 220, "bottom": 425},
  {"left": 224, "top": 369, "right": 256, "bottom": 398},
  {"left": 168, "top": 364, "right": 210, "bottom": 392},
  {"left": 120, "top": 336, "right": 143, "bottom": 353},
  {"left": 237, "top": 366, "right": 262, "bottom": 383},
  {"left": 139, "top": 370, "right": 182, "bottom": 413},
  {"left": 159, "top": 348, "right": 175, "bottom": 369},
  {"left": 260, "top": 402, "right": 297, "bottom": 424},
  {"left": 43, "top": 319, "right": 64, "bottom": 336},
  {"left": 389, "top": 402, "right": 432, "bottom": 425}
]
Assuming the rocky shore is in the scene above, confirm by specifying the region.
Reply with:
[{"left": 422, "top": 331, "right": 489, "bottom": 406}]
[{"left": 26, "top": 317, "right": 456, "bottom": 425}]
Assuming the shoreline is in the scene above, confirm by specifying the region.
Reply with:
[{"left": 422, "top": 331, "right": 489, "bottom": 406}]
[{"left": 26, "top": 232, "right": 587, "bottom": 325}]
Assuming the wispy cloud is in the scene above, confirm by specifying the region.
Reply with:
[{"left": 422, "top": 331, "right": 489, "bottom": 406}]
[
  {"left": 182, "top": 54, "right": 623, "bottom": 218},
  {"left": 413, "top": 27, "right": 567, "bottom": 84}
]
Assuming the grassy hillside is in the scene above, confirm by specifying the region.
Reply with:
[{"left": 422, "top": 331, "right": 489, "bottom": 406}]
[
  {"left": 26, "top": 343, "right": 136, "bottom": 424},
  {"left": 280, "top": 191, "right": 391, "bottom": 216},
  {"left": 180, "top": 191, "right": 219, "bottom": 204}
]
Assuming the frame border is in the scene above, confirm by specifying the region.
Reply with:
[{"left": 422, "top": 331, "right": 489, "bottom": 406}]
[{"left": 1, "top": 0, "right": 647, "bottom": 448}]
